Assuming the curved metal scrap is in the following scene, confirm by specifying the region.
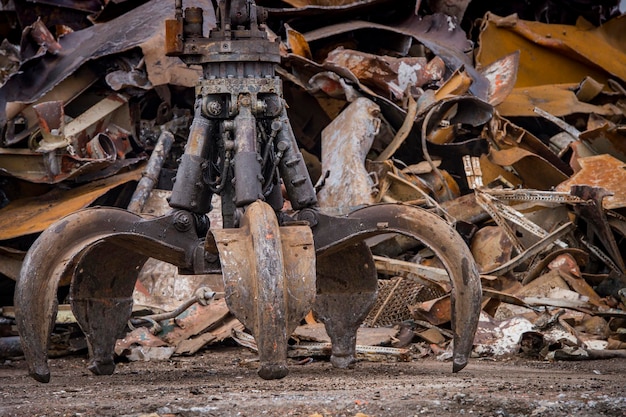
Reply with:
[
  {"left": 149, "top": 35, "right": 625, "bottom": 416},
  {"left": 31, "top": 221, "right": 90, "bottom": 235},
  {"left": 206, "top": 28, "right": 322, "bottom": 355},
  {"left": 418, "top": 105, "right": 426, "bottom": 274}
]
[
  {"left": 14, "top": 207, "right": 206, "bottom": 382},
  {"left": 300, "top": 203, "right": 482, "bottom": 372}
]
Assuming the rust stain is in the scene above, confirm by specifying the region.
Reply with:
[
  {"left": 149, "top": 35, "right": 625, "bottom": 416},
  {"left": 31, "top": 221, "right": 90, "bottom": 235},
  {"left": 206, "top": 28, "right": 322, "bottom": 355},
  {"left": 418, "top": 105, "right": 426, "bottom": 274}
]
[{"left": 556, "top": 154, "right": 626, "bottom": 209}]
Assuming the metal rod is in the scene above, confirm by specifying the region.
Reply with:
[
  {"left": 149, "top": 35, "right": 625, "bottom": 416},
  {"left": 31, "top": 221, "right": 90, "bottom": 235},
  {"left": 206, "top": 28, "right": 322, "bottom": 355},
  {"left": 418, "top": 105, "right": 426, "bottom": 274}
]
[{"left": 127, "top": 129, "right": 175, "bottom": 214}]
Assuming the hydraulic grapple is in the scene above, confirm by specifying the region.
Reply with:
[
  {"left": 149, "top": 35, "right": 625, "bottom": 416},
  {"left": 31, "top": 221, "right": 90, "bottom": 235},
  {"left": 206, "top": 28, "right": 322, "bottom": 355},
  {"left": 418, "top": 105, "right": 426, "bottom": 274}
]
[{"left": 14, "top": 0, "right": 482, "bottom": 382}]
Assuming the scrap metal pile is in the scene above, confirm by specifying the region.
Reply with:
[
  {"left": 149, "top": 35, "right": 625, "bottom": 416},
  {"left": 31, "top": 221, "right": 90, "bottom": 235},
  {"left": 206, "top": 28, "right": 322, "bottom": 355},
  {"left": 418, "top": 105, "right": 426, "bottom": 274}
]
[{"left": 1, "top": 0, "right": 625, "bottom": 369}]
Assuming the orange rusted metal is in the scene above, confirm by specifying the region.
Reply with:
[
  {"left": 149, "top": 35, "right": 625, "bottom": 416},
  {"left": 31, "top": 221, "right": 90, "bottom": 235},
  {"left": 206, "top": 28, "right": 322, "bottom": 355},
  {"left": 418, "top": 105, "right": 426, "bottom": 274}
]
[
  {"left": 477, "top": 13, "right": 626, "bottom": 88},
  {"left": 0, "top": 166, "right": 143, "bottom": 241},
  {"left": 556, "top": 155, "right": 626, "bottom": 209}
]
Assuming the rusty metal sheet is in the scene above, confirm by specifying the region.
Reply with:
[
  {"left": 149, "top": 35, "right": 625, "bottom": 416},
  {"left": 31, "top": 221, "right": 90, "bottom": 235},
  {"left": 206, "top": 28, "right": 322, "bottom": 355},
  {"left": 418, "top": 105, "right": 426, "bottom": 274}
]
[
  {"left": 489, "top": 147, "right": 569, "bottom": 190},
  {"left": 0, "top": 148, "right": 133, "bottom": 184},
  {"left": 264, "top": 0, "right": 401, "bottom": 19},
  {"left": 324, "top": 48, "right": 445, "bottom": 101},
  {"left": 496, "top": 84, "right": 622, "bottom": 118},
  {"left": 0, "top": 246, "right": 24, "bottom": 281},
  {"left": 114, "top": 327, "right": 169, "bottom": 355},
  {"left": 487, "top": 113, "right": 573, "bottom": 177},
  {"left": 423, "top": 0, "right": 472, "bottom": 22},
  {"left": 1, "top": 93, "right": 137, "bottom": 183},
  {"left": 473, "top": 313, "right": 534, "bottom": 358},
  {"left": 292, "top": 322, "right": 398, "bottom": 347},
  {"left": 301, "top": 14, "right": 490, "bottom": 100},
  {"left": 556, "top": 155, "right": 626, "bottom": 209},
  {"left": 409, "top": 294, "right": 451, "bottom": 326},
  {"left": 20, "top": 18, "right": 62, "bottom": 61},
  {"left": 579, "top": 117, "right": 626, "bottom": 163},
  {"left": 89, "top": 0, "right": 153, "bottom": 23},
  {"left": 160, "top": 301, "right": 231, "bottom": 346},
  {"left": 479, "top": 51, "right": 519, "bottom": 106},
  {"left": 64, "top": 94, "right": 130, "bottom": 152},
  {"left": 285, "top": 23, "right": 312, "bottom": 60},
  {"left": 12, "top": 1, "right": 95, "bottom": 33},
  {"left": 0, "top": 0, "right": 214, "bottom": 126},
  {"left": 24, "top": 0, "right": 103, "bottom": 13},
  {"left": 440, "top": 191, "right": 490, "bottom": 225},
  {"left": 470, "top": 226, "right": 514, "bottom": 273},
  {"left": 317, "top": 97, "right": 380, "bottom": 210},
  {"left": 434, "top": 67, "right": 472, "bottom": 100},
  {"left": 0, "top": 39, "right": 20, "bottom": 86},
  {"left": 476, "top": 13, "right": 626, "bottom": 88},
  {"left": 4, "top": 66, "right": 98, "bottom": 146},
  {"left": 558, "top": 271, "right": 606, "bottom": 309},
  {"left": 0, "top": 165, "right": 143, "bottom": 240},
  {"left": 284, "top": 50, "right": 423, "bottom": 154}
]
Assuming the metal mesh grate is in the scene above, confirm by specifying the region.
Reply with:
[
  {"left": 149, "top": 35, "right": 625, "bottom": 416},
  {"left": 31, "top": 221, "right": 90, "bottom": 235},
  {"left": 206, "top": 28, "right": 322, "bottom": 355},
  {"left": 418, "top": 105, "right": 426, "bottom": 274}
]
[{"left": 364, "top": 277, "right": 446, "bottom": 327}]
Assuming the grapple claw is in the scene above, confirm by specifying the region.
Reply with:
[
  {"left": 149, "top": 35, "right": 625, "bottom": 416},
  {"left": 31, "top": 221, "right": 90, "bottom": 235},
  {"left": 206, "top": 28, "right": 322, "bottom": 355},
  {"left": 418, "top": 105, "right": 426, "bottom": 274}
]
[
  {"left": 300, "top": 204, "right": 482, "bottom": 372},
  {"left": 212, "top": 200, "right": 316, "bottom": 380},
  {"left": 315, "top": 241, "right": 378, "bottom": 369},
  {"left": 15, "top": 207, "right": 206, "bottom": 382}
]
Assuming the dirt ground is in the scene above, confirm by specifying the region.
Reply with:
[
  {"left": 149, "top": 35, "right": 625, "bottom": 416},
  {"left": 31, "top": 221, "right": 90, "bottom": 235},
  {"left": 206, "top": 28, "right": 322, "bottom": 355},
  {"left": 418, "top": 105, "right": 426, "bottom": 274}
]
[{"left": 1, "top": 345, "right": 625, "bottom": 417}]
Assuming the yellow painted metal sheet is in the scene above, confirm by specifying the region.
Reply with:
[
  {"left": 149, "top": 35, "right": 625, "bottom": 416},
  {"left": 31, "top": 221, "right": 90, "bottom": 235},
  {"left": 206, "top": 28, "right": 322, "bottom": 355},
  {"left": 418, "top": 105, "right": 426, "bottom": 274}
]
[
  {"left": 477, "top": 13, "right": 626, "bottom": 88},
  {"left": 0, "top": 165, "right": 143, "bottom": 240},
  {"left": 496, "top": 84, "right": 621, "bottom": 117}
]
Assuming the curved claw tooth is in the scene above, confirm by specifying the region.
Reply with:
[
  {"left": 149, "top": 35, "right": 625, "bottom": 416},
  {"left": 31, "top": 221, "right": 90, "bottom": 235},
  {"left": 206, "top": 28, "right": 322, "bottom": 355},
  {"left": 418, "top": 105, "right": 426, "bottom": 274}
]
[
  {"left": 29, "top": 370, "right": 51, "bottom": 384},
  {"left": 88, "top": 360, "right": 116, "bottom": 376},
  {"left": 15, "top": 207, "right": 184, "bottom": 383},
  {"left": 258, "top": 364, "right": 289, "bottom": 380},
  {"left": 330, "top": 354, "right": 356, "bottom": 369},
  {"left": 452, "top": 357, "right": 468, "bottom": 373},
  {"left": 311, "top": 204, "right": 482, "bottom": 373}
]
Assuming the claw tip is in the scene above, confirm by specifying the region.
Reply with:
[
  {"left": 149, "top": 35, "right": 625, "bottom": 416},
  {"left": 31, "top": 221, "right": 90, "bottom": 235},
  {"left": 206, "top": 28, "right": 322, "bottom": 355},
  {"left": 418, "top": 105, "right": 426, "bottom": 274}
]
[
  {"left": 452, "top": 358, "right": 468, "bottom": 373},
  {"left": 258, "top": 364, "right": 289, "bottom": 380},
  {"left": 30, "top": 371, "right": 51, "bottom": 383}
]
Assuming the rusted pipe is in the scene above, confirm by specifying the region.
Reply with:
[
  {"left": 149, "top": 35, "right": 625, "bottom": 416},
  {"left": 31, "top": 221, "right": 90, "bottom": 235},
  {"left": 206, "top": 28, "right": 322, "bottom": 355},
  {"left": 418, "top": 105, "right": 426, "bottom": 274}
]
[{"left": 127, "top": 129, "right": 174, "bottom": 214}]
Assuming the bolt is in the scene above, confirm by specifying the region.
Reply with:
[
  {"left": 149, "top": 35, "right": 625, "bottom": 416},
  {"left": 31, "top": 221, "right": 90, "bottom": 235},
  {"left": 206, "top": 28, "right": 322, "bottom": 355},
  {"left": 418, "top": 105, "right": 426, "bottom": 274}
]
[
  {"left": 276, "top": 141, "right": 289, "bottom": 152},
  {"left": 296, "top": 209, "right": 318, "bottom": 227},
  {"left": 206, "top": 100, "right": 222, "bottom": 116},
  {"left": 173, "top": 211, "right": 193, "bottom": 232}
]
